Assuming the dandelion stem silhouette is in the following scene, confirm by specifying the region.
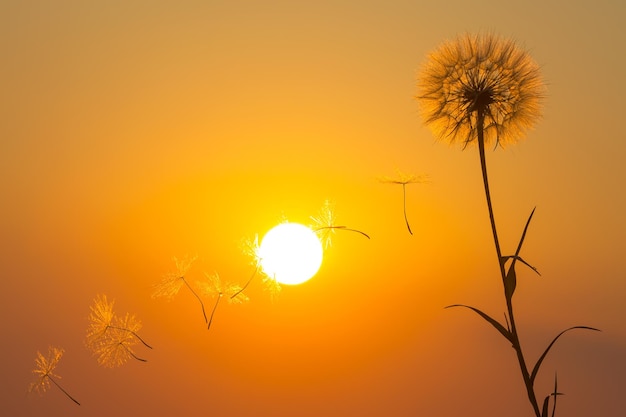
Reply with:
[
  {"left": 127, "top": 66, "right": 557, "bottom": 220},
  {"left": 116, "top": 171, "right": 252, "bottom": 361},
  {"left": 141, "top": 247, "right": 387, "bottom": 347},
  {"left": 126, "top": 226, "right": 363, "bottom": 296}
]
[
  {"left": 417, "top": 32, "right": 597, "bottom": 417},
  {"left": 29, "top": 346, "right": 80, "bottom": 406}
]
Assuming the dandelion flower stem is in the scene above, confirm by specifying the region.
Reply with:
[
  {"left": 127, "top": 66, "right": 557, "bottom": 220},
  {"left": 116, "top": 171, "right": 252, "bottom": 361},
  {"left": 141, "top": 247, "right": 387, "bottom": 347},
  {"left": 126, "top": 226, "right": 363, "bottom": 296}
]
[
  {"left": 182, "top": 277, "right": 208, "bottom": 325},
  {"left": 477, "top": 114, "right": 503, "bottom": 267},
  {"left": 477, "top": 112, "right": 541, "bottom": 417},
  {"left": 48, "top": 376, "right": 80, "bottom": 406}
]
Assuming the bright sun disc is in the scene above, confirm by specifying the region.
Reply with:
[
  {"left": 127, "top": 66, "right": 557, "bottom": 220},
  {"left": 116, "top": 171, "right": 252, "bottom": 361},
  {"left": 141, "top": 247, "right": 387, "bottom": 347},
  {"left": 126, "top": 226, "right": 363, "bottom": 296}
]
[{"left": 258, "top": 222, "right": 323, "bottom": 285}]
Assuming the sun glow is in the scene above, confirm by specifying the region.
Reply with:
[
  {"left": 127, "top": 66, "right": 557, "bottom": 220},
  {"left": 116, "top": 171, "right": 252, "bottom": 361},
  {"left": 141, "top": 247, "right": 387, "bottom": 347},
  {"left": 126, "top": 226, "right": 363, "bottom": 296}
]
[{"left": 258, "top": 223, "right": 323, "bottom": 285}]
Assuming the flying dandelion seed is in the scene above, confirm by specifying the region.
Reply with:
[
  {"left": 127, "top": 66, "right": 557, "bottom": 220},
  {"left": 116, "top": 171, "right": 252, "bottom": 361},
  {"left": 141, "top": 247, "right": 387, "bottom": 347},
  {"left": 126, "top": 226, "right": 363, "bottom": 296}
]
[
  {"left": 28, "top": 346, "right": 80, "bottom": 406},
  {"left": 91, "top": 313, "right": 148, "bottom": 368},
  {"left": 239, "top": 232, "right": 282, "bottom": 300},
  {"left": 261, "top": 273, "right": 282, "bottom": 301},
  {"left": 243, "top": 232, "right": 282, "bottom": 299},
  {"left": 153, "top": 255, "right": 208, "bottom": 325},
  {"left": 241, "top": 235, "right": 262, "bottom": 269},
  {"left": 199, "top": 272, "right": 249, "bottom": 330},
  {"left": 310, "top": 200, "right": 370, "bottom": 248},
  {"left": 86, "top": 295, "right": 152, "bottom": 367},
  {"left": 85, "top": 294, "right": 115, "bottom": 350},
  {"left": 380, "top": 172, "right": 428, "bottom": 234},
  {"left": 86, "top": 294, "right": 152, "bottom": 352},
  {"left": 230, "top": 235, "right": 262, "bottom": 300},
  {"left": 416, "top": 32, "right": 545, "bottom": 149}
]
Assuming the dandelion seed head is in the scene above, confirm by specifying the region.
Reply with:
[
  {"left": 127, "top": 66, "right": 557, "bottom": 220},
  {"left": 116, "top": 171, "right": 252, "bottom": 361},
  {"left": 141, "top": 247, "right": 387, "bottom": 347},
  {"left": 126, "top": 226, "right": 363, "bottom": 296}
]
[
  {"left": 152, "top": 255, "right": 197, "bottom": 299},
  {"left": 115, "top": 312, "right": 142, "bottom": 334},
  {"left": 85, "top": 294, "right": 116, "bottom": 351},
  {"left": 85, "top": 295, "right": 147, "bottom": 368},
  {"left": 229, "top": 287, "right": 249, "bottom": 304},
  {"left": 241, "top": 235, "right": 262, "bottom": 268},
  {"left": 29, "top": 346, "right": 64, "bottom": 395},
  {"left": 92, "top": 314, "right": 142, "bottom": 368},
  {"left": 199, "top": 272, "right": 249, "bottom": 304},
  {"left": 199, "top": 271, "right": 223, "bottom": 296},
  {"left": 261, "top": 274, "right": 282, "bottom": 301},
  {"left": 416, "top": 33, "right": 545, "bottom": 148},
  {"left": 379, "top": 170, "right": 428, "bottom": 185},
  {"left": 311, "top": 200, "right": 337, "bottom": 249}
]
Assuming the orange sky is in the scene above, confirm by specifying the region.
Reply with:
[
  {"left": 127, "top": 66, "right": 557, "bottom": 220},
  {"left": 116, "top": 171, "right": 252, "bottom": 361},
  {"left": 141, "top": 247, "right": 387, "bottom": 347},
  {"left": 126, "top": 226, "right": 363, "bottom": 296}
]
[{"left": 2, "top": 1, "right": 625, "bottom": 416}]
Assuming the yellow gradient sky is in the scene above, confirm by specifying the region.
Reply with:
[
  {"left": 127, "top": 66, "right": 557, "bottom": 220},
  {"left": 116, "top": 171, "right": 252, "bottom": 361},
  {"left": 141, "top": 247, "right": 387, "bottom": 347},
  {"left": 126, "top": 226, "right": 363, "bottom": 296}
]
[{"left": 2, "top": 1, "right": 625, "bottom": 416}]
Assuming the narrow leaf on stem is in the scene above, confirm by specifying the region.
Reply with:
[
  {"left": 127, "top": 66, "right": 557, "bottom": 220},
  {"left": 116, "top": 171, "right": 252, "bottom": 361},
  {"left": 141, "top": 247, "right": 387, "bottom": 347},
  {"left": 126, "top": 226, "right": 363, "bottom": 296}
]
[
  {"left": 530, "top": 326, "right": 601, "bottom": 385},
  {"left": 445, "top": 304, "right": 513, "bottom": 343}
]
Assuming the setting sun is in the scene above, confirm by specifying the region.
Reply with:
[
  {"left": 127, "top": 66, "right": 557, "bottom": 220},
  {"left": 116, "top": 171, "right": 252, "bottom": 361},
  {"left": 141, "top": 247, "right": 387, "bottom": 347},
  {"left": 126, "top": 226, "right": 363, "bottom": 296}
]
[{"left": 258, "top": 223, "right": 323, "bottom": 285}]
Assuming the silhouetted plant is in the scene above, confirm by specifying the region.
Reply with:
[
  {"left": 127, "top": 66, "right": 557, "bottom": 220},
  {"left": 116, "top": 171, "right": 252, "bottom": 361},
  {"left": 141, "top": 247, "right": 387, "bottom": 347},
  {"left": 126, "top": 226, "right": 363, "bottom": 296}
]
[
  {"left": 310, "top": 200, "right": 370, "bottom": 248},
  {"left": 85, "top": 294, "right": 152, "bottom": 367},
  {"left": 416, "top": 32, "right": 598, "bottom": 417},
  {"left": 379, "top": 172, "right": 428, "bottom": 234},
  {"left": 153, "top": 255, "right": 208, "bottom": 325},
  {"left": 28, "top": 346, "right": 80, "bottom": 406},
  {"left": 199, "top": 272, "right": 249, "bottom": 330}
]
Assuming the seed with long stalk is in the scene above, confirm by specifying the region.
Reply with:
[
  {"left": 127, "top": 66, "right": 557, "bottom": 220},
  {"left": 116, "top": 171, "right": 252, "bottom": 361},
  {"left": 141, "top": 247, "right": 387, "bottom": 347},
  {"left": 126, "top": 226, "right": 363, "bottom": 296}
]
[
  {"left": 153, "top": 255, "right": 208, "bottom": 325},
  {"left": 86, "top": 295, "right": 152, "bottom": 367},
  {"left": 199, "top": 272, "right": 248, "bottom": 330},
  {"left": 100, "top": 313, "right": 148, "bottom": 366},
  {"left": 234, "top": 234, "right": 283, "bottom": 300},
  {"left": 230, "top": 235, "right": 263, "bottom": 300},
  {"left": 380, "top": 172, "right": 427, "bottom": 234},
  {"left": 230, "top": 265, "right": 258, "bottom": 301},
  {"left": 29, "top": 346, "right": 80, "bottom": 406},
  {"left": 86, "top": 294, "right": 152, "bottom": 350},
  {"left": 310, "top": 200, "right": 370, "bottom": 248},
  {"left": 88, "top": 311, "right": 149, "bottom": 367}
]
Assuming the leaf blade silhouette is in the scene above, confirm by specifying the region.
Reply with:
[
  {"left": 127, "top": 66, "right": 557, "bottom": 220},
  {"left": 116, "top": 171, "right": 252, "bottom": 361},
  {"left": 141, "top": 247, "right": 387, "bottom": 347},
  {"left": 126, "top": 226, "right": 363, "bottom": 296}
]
[
  {"left": 530, "top": 326, "right": 601, "bottom": 385},
  {"left": 445, "top": 304, "right": 513, "bottom": 343}
]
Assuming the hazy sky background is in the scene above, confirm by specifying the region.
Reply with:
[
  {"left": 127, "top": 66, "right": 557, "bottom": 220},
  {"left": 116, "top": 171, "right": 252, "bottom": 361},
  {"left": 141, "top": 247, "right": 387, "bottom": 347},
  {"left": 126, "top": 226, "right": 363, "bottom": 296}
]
[{"left": 2, "top": 1, "right": 625, "bottom": 416}]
